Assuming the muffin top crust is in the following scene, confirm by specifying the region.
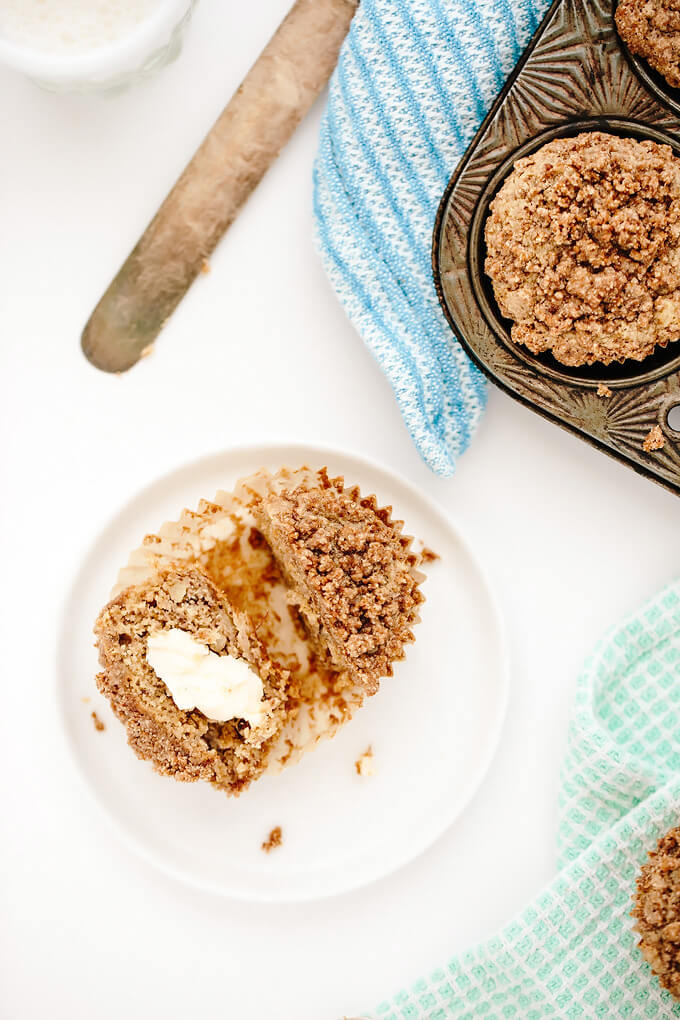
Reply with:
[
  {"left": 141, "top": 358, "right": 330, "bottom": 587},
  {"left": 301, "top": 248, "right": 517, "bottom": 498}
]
[
  {"left": 617, "top": 0, "right": 680, "bottom": 90},
  {"left": 485, "top": 131, "right": 680, "bottom": 367},
  {"left": 633, "top": 824, "right": 680, "bottom": 999}
]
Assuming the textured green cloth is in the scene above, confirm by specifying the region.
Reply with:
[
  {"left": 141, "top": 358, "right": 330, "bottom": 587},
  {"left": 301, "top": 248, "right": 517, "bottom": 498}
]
[{"left": 376, "top": 583, "right": 680, "bottom": 1019}]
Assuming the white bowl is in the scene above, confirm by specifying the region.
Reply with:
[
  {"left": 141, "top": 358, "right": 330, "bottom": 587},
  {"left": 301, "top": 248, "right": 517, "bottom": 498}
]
[{"left": 0, "top": 0, "right": 196, "bottom": 92}]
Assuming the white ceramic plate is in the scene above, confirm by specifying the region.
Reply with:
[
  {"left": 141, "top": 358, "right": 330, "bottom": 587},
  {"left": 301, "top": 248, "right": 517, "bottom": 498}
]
[{"left": 57, "top": 444, "right": 508, "bottom": 902}]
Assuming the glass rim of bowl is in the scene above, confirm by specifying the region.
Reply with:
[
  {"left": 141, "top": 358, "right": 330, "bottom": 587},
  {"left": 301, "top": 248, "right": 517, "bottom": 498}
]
[{"left": 0, "top": 0, "right": 192, "bottom": 82}]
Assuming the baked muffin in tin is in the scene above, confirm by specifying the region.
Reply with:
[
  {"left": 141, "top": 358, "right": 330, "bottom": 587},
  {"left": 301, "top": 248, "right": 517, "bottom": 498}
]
[
  {"left": 485, "top": 131, "right": 680, "bottom": 367},
  {"left": 617, "top": 0, "right": 680, "bottom": 91}
]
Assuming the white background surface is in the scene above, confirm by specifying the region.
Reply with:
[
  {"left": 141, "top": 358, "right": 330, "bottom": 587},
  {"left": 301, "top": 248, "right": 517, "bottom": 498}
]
[{"left": 1, "top": 2, "right": 680, "bottom": 1018}]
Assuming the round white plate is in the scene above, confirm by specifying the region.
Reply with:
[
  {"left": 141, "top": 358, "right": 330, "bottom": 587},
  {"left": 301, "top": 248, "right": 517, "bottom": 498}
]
[{"left": 57, "top": 444, "right": 508, "bottom": 902}]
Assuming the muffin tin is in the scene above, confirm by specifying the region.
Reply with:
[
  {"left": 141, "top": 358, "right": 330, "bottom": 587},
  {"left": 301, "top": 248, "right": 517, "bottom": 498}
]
[{"left": 433, "top": 0, "right": 680, "bottom": 495}]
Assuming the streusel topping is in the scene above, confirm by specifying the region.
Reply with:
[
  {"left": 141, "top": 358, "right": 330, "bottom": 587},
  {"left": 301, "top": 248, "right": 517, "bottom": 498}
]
[{"left": 485, "top": 132, "right": 680, "bottom": 366}]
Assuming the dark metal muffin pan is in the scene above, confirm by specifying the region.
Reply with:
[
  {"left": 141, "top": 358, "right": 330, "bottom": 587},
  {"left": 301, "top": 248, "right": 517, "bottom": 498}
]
[{"left": 433, "top": 0, "right": 680, "bottom": 495}]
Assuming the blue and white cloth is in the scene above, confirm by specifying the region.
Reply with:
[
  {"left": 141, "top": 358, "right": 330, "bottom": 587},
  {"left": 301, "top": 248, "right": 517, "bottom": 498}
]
[{"left": 314, "top": 0, "right": 550, "bottom": 475}]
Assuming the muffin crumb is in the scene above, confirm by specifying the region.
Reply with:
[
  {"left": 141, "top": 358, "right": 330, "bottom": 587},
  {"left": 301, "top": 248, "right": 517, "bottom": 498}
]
[
  {"left": 91, "top": 711, "right": 105, "bottom": 732},
  {"left": 643, "top": 426, "right": 665, "bottom": 453},
  {"left": 261, "top": 826, "right": 283, "bottom": 853},
  {"left": 597, "top": 384, "right": 612, "bottom": 398},
  {"left": 355, "top": 746, "right": 375, "bottom": 777}
]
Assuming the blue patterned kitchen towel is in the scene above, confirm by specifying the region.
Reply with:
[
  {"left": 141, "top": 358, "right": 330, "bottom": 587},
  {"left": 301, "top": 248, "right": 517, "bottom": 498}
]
[{"left": 313, "top": 0, "right": 550, "bottom": 475}]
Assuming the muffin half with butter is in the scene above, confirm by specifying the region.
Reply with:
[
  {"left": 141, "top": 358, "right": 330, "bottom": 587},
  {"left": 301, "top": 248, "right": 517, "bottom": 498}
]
[{"left": 94, "top": 566, "right": 290, "bottom": 795}]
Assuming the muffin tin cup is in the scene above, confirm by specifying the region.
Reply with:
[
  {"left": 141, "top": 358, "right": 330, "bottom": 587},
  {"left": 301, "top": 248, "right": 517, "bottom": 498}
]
[{"left": 433, "top": 0, "right": 680, "bottom": 495}]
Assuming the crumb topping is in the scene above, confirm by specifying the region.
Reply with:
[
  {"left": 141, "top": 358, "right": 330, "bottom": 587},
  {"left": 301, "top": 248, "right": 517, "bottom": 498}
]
[
  {"left": 617, "top": 0, "right": 680, "bottom": 90},
  {"left": 633, "top": 825, "right": 680, "bottom": 998},
  {"left": 485, "top": 132, "right": 680, "bottom": 366},
  {"left": 597, "top": 384, "right": 612, "bottom": 398}
]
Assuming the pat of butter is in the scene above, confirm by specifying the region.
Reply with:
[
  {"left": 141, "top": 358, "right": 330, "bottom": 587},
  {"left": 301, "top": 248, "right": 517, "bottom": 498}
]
[{"left": 146, "top": 628, "right": 266, "bottom": 726}]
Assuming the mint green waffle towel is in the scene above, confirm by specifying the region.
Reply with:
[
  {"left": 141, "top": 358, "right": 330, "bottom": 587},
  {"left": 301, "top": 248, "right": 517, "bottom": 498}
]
[{"left": 375, "top": 582, "right": 680, "bottom": 1018}]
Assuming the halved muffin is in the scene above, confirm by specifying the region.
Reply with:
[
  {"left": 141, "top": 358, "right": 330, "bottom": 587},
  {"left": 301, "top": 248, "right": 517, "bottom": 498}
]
[
  {"left": 95, "top": 566, "right": 289, "bottom": 795},
  {"left": 251, "top": 468, "right": 424, "bottom": 696}
]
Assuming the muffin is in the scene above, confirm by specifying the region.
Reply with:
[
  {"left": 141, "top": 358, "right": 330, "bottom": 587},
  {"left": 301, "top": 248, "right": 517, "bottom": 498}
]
[
  {"left": 632, "top": 824, "right": 680, "bottom": 999},
  {"left": 252, "top": 468, "right": 423, "bottom": 696},
  {"left": 94, "top": 466, "right": 425, "bottom": 793},
  {"left": 617, "top": 0, "right": 680, "bottom": 90},
  {"left": 95, "top": 566, "right": 289, "bottom": 795},
  {"left": 485, "top": 132, "right": 680, "bottom": 367}
]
